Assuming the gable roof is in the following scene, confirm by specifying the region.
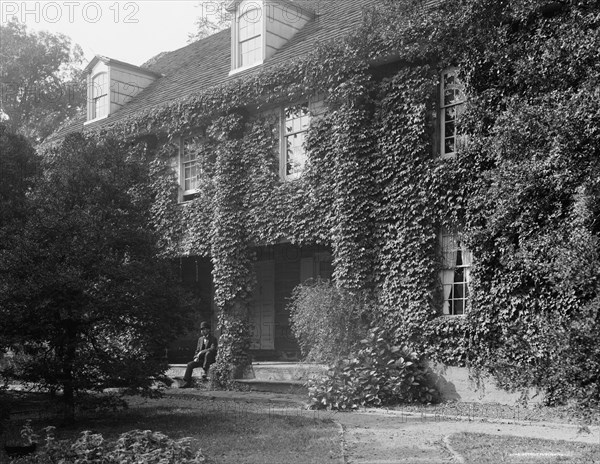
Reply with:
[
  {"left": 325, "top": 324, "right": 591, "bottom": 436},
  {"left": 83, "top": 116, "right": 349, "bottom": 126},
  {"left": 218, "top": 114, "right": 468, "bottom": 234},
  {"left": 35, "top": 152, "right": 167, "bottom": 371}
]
[
  {"left": 83, "top": 55, "right": 163, "bottom": 78},
  {"left": 49, "top": 0, "right": 373, "bottom": 141}
]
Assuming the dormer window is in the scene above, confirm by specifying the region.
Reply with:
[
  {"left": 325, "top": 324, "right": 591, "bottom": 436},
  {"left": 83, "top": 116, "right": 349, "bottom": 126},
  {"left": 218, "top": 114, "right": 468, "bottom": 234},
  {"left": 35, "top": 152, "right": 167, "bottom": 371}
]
[
  {"left": 281, "top": 102, "right": 310, "bottom": 180},
  {"left": 84, "top": 55, "right": 159, "bottom": 124},
  {"left": 239, "top": 6, "right": 262, "bottom": 67},
  {"left": 91, "top": 72, "right": 108, "bottom": 120},
  {"left": 229, "top": 0, "right": 314, "bottom": 74}
]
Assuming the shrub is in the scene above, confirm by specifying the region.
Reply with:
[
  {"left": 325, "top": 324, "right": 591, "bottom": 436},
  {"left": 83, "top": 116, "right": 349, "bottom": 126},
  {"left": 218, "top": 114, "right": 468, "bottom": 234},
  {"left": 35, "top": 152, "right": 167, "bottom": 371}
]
[
  {"left": 288, "top": 280, "right": 375, "bottom": 363},
  {"left": 308, "top": 326, "right": 439, "bottom": 410},
  {"left": 10, "top": 426, "right": 206, "bottom": 463}
]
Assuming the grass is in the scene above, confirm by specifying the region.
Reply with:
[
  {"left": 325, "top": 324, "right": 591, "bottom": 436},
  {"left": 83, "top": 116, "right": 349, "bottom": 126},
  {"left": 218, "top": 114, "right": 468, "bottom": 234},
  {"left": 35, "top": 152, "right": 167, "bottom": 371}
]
[
  {"left": 448, "top": 432, "right": 600, "bottom": 464},
  {"left": 1, "top": 392, "right": 341, "bottom": 464}
]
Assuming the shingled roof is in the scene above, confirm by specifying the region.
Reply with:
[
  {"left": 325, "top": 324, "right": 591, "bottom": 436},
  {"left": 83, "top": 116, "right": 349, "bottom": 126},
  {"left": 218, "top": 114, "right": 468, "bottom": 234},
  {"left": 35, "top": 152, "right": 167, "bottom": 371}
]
[{"left": 49, "top": 0, "right": 372, "bottom": 141}]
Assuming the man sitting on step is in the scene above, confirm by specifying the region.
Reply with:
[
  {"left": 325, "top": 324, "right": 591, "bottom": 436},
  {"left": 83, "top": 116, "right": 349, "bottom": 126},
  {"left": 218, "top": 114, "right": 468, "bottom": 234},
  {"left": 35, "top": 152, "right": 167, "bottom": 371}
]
[{"left": 181, "top": 321, "right": 218, "bottom": 388}]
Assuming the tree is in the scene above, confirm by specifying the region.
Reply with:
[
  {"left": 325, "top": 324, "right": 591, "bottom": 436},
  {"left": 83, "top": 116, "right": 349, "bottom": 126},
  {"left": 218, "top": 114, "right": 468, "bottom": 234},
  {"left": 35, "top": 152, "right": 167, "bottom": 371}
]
[
  {"left": 0, "top": 132, "right": 192, "bottom": 423},
  {"left": 0, "top": 122, "right": 39, "bottom": 226},
  {"left": 0, "top": 123, "right": 38, "bottom": 361},
  {"left": 0, "top": 20, "right": 85, "bottom": 144},
  {"left": 187, "top": 1, "right": 230, "bottom": 42}
]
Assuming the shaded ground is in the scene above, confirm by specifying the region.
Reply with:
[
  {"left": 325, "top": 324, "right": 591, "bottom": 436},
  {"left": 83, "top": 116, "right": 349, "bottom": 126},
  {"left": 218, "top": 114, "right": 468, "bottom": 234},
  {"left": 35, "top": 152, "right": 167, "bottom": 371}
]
[
  {"left": 2, "top": 388, "right": 599, "bottom": 463},
  {"left": 165, "top": 390, "right": 599, "bottom": 463}
]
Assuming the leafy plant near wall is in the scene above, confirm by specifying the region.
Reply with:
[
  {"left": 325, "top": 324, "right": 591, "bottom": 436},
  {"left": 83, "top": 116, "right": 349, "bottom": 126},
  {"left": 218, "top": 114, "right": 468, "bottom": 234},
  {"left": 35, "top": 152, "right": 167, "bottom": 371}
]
[
  {"left": 308, "top": 326, "right": 438, "bottom": 410},
  {"left": 51, "top": 0, "right": 600, "bottom": 410},
  {"left": 288, "top": 279, "right": 376, "bottom": 364}
]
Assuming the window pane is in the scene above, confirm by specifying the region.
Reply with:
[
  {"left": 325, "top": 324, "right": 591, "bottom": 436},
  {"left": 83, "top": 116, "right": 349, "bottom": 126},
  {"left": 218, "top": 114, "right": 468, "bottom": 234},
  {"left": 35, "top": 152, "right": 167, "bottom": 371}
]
[
  {"left": 285, "top": 103, "right": 309, "bottom": 129},
  {"left": 92, "top": 73, "right": 107, "bottom": 98},
  {"left": 93, "top": 95, "right": 107, "bottom": 119},
  {"left": 240, "top": 37, "right": 261, "bottom": 67},
  {"left": 239, "top": 9, "right": 261, "bottom": 40},
  {"left": 286, "top": 132, "right": 307, "bottom": 176}
]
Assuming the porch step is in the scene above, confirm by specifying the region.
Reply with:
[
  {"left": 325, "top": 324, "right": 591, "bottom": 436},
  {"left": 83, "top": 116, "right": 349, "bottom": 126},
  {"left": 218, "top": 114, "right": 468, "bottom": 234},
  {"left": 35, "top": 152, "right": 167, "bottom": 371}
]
[
  {"left": 166, "top": 362, "right": 327, "bottom": 392},
  {"left": 234, "top": 379, "right": 307, "bottom": 394},
  {"left": 166, "top": 364, "right": 193, "bottom": 379},
  {"left": 244, "top": 362, "right": 327, "bottom": 382},
  {"left": 232, "top": 362, "right": 327, "bottom": 394},
  {"left": 165, "top": 364, "right": 206, "bottom": 388}
]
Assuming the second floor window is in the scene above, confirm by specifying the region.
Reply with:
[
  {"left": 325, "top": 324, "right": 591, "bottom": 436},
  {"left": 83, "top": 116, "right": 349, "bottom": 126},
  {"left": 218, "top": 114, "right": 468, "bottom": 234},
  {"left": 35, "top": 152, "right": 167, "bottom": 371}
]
[
  {"left": 180, "top": 137, "right": 203, "bottom": 199},
  {"left": 91, "top": 72, "right": 108, "bottom": 120},
  {"left": 282, "top": 102, "right": 310, "bottom": 180},
  {"left": 440, "top": 68, "right": 466, "bottom": 158},
  {"left": 440, "top": 229, "right": 472, "bottom": 315},
  {"left": 238, "top": 7, "right": 262, "bottom": 67}
]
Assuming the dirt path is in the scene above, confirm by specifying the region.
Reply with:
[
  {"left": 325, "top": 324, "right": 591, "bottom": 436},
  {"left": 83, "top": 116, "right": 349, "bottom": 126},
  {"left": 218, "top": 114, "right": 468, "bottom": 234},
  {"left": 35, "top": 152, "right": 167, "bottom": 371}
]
[{"left": 334, "top": 410, "right": 600, "bottom": 464}]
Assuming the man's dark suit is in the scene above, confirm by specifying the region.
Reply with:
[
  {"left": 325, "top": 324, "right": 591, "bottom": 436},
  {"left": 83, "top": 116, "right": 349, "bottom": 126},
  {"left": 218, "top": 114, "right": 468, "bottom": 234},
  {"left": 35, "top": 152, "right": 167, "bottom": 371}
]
[{"left": 183, "top": 333, "right": 218, "bottom": 383}]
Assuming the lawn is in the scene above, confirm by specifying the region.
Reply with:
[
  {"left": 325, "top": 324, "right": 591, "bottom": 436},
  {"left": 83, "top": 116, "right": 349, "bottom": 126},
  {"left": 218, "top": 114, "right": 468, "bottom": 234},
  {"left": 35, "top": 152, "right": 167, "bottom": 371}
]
[
  {"left": 1, "top": 392, "right": 342, "bottom": 464},
  {"left": 448, "top": 432, "right": 600, "bottom": 464}
]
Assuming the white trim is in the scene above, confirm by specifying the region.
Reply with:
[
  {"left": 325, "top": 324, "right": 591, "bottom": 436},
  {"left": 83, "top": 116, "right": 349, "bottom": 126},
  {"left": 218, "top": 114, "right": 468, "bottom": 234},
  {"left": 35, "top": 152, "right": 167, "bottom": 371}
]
[
  {"left": 228, "top": 59, "right": 265, "bottom": 76},
  {"left": 83, "top": 114, "right": 109, "bottom": 126}
]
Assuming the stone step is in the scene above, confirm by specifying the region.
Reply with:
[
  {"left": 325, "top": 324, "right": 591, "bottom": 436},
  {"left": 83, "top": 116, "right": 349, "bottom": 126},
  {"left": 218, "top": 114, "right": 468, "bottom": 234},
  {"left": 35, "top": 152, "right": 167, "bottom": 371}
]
[
  {"left": 233, "top": 379, "right": 307, "bottom": 394},
  {"left": 166, "top": 362, "right": 327, "bottom": 392},
  {"left": 245, "top": 362, "right": 327, "bottom": 382},
  {"left": 166, "top": 364, "right": 194, "bottom": 379}
]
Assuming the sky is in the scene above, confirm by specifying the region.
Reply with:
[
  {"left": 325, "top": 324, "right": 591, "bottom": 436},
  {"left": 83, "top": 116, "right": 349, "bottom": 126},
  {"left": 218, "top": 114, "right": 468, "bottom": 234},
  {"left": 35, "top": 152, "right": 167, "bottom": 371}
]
[{"left": 1, "top": 1, "right": 222, "bottom": 66}]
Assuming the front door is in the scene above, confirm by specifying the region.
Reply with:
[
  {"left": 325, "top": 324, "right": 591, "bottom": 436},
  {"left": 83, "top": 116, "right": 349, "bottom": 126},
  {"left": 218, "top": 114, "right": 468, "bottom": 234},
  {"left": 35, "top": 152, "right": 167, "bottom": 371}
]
[{"left": 249, "top": 260, "right": 275, "bottom": 350}]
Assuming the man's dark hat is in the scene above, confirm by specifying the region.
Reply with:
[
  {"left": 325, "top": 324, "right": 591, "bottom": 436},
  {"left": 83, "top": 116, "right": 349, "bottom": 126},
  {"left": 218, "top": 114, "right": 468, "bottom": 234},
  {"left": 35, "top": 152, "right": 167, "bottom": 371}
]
[{"left": 200, "top": 321, "right": 211, "bottom": 329}]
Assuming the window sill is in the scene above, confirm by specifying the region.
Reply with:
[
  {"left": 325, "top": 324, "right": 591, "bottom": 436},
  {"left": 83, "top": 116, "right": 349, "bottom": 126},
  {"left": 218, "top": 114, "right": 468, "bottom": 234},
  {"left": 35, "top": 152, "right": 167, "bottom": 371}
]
[
  {"left": 179, "top": 190, "right": 200, "bottom": 203},
  {"left": 84, "top": 115, "right": 109, "bottom": 125},
  {"left": 229, "top": 60, "right": 264, "bottom": 76},
  {"left": 281, "top": 171, "right": 304, "bottom": 182},
  {"left": 440, "top": 152, "right": 457, "bottom": 160},
  {"left": 439, "top": 313, "right": 467, "bottom": 319}
]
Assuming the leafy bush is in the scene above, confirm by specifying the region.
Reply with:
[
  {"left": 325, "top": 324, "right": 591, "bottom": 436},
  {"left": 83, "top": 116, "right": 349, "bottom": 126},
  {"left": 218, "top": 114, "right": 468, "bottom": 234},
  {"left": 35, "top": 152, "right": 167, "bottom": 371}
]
[
  {"left": 308, "top": 326, "right": 439, "bottom": 410},
  {"left": 288, "top": 280, "right": 375, "bottom": 363},
  {"left": 10, "top": 426, "right": 205, "bottom": 463}
]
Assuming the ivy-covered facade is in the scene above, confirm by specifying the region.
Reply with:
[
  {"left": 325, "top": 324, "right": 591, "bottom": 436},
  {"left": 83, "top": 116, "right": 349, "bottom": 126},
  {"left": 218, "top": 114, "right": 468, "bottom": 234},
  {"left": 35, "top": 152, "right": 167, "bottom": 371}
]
[{"left": 52, "top": 0, "right": 600, "bottom": 400}]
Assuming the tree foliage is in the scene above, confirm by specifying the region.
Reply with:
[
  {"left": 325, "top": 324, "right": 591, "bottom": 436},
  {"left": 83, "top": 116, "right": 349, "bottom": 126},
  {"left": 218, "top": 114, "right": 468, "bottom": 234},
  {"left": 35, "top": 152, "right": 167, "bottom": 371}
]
[
  {"left": 0, "top": 131, "right": 191, "bottom": 422},
  {"left": 0, "top": 123, "right": 39, "bottom": 226},
  {"left": 187, "top": 1, "right": 230, "bottom": 43},
  {"left": 0, "top": 20, "right": 85, "bottom": 144}
]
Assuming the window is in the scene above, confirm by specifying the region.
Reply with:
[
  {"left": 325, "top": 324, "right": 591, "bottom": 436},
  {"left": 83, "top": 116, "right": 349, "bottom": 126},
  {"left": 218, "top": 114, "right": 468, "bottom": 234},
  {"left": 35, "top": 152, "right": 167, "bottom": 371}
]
[
  {"left": 440, "top": 68, "right": 466, "bottom": 158},
  {"left": 180, "top": 137, "right": 203, "bottom": 200},
  {"left": 440, "top": 229, "right": 472, "bottom": 315},
  {"left": 238, "top": 6, "right": 262, "bottom": 68},
  {"left": 91, "top": 72, "right": 108, "bottom": 120},
  {"left": 282, "top": 102, "right": 310, "bottom": 180}
]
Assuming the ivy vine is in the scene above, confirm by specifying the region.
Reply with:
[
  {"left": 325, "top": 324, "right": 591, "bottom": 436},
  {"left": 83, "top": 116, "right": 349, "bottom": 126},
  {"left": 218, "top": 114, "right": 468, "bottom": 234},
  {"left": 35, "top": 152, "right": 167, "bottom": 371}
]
[{"left": 54, "top": 0, "right": 600, "bottom": 405}]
